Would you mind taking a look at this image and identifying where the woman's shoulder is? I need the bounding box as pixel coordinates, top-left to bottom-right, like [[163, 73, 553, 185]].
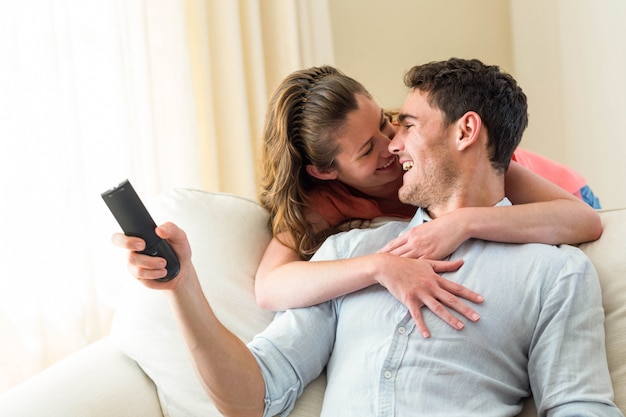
[[308, 182, 385, 227]]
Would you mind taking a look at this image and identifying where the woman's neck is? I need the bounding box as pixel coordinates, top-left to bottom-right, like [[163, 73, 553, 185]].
[[361, 177, 416, 217], [375, 196, 417, 217]]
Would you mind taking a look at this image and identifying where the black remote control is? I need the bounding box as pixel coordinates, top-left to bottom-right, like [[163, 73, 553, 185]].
[[101, 180, 180, 282]]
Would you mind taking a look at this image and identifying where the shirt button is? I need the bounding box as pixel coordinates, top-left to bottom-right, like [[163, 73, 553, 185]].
[[384, 371, 392, 379], [398, 326, 406, 335]]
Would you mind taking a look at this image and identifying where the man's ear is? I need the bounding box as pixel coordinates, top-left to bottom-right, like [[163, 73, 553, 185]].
[[455, 111, 482, 151], [306, 164, 338, 180]]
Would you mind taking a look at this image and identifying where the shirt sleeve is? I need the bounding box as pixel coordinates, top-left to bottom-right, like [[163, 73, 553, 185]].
[[249, 234, 349, 416], [249, 303, 337, 417], [249, 222, 407, 416], [529, 246, 622, 416]]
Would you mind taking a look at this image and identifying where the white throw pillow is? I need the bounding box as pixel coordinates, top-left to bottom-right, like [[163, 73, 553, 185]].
[[110, 189, 325, 417]]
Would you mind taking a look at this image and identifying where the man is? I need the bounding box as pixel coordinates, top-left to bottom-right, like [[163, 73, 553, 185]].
[[124, 58, 621, 416]]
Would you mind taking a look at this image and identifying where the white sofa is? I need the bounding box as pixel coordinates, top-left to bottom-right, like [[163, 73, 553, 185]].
[[1, 189, 625, 417]]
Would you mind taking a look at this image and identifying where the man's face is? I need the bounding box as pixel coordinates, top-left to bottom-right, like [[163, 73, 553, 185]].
[[388, 89, 459, 209]]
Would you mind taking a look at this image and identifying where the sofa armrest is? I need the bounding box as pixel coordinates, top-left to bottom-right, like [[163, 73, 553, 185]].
[[0, 337, 162, 417]]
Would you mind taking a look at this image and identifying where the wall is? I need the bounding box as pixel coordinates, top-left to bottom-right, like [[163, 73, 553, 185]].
[[328, 0, 514, 109], [511, 0, 626, 210], [329, 0, 626, 209]]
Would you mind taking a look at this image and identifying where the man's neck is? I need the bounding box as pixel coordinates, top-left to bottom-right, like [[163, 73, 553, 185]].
[[426, 178, 505, 219]]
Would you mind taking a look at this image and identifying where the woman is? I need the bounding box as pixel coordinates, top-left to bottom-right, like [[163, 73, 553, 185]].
[[253, 66, 601, 336]]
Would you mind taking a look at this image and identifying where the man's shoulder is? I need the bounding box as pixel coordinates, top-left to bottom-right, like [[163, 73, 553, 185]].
[[527, 242, 591, 264], [314, 218, 409, 260], [458, 239, 594, 274], [553, 243, 596, 272], [336, 216, 409, 237], [477, 240, 596, 278]]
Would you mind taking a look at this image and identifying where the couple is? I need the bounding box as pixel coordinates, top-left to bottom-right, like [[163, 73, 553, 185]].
[[115, 58, 619, 416]]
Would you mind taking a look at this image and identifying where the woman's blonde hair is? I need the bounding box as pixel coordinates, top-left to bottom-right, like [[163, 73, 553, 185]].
[[258, 66, 370, 259]]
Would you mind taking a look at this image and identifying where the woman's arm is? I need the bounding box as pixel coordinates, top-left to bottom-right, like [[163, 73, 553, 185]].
[[503, 161, 602, 242], [255, 234, 482, 338], [379, 161, 602, 259]]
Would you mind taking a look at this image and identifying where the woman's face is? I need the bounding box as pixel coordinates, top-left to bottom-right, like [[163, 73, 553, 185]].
[[327, 94, 404, 197]]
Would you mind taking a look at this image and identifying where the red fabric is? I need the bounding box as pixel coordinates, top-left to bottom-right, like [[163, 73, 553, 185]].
[[308, 182, 412, 227], [512, 147, 587, 194]]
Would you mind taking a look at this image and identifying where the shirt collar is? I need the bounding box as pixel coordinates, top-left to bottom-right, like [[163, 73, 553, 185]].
[[405, 197, 512, 230]]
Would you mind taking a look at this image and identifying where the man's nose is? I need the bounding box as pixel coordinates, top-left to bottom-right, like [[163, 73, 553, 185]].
[[388, 134, 402, 154]]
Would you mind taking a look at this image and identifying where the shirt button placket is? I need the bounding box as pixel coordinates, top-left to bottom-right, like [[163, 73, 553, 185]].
[[378, 318, 412, 416]]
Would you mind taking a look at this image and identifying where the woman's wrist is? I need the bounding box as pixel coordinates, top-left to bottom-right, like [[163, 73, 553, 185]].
[[369, 253, 396, 288], [452, 207, 480, 242]]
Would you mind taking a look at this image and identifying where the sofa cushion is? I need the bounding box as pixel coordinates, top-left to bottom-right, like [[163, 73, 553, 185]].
[[580, 209, 626, 411], [110, 189, 325, 417], [0, 338, 162, 417]]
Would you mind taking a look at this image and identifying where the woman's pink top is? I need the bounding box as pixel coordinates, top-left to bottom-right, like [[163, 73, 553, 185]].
[[512, 147, 587, 195]]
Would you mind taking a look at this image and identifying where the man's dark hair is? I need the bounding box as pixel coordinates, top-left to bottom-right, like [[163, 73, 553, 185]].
[[404, 58, 528, 173]]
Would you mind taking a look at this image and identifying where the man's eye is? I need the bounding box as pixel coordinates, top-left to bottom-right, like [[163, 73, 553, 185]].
[[363, 145, 373, 156]]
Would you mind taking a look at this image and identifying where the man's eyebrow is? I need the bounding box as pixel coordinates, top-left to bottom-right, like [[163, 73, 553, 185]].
[[397, 113, 415, 123]]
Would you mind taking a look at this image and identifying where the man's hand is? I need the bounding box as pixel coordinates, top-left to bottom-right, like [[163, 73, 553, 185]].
[[111, 222, 192, 290]]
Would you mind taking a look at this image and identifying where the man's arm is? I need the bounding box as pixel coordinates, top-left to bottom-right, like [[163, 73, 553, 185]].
[[166, 273, 267, 417], [529, 248, 622, 416], [114, 223, 267, 417]]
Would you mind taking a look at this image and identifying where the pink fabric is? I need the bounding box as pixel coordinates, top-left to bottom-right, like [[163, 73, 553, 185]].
[[512, 147, 587, 194]]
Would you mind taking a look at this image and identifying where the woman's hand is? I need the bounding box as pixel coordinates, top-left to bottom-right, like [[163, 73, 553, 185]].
[[111, 222, 193, 290], [378, 211, 469, 260], [373, 254, 483, 338]]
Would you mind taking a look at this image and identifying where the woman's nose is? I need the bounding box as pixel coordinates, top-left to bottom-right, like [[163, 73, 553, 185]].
[[375, 135, 393, 156], [381, 122, 396, 141]]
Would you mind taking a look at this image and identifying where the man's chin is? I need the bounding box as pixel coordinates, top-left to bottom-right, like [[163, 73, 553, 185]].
[[398, 188, 417, 206]]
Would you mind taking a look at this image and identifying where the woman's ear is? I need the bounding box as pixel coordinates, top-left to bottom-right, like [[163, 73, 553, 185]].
[[306, 164, 338, 180], [456, 111, 482, 151]]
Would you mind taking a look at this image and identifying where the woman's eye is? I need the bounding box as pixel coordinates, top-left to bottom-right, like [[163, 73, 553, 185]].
[[380, 118, 389, 130]]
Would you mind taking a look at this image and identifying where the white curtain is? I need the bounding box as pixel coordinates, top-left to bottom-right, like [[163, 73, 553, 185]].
[[0, 0, 333, 393], [183, 0, 335, 200], [0, 0, 203, 392]]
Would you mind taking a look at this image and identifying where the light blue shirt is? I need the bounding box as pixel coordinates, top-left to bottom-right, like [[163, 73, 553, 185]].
[[249, 200, 621, 416]]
